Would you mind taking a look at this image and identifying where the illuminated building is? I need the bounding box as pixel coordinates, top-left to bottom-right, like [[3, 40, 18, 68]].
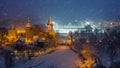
[[54, 22, 78, 34], [53, 22, 104, 34], [47, 17, 56, 38], [47, 17, 54, 32], [25, 18, 33, 43], [0, 27, 8, 43], [7, 24, 17, 43], [4, 17, 57, 44]]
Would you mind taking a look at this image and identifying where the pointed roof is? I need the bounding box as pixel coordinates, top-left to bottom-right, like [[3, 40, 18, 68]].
[[26, 17, 31, 27], [11, 24, 15, 29], [48, 17, 53, 25]]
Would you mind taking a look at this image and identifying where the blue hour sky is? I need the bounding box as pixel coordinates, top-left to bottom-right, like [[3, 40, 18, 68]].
[[0, 0, 120, 24]]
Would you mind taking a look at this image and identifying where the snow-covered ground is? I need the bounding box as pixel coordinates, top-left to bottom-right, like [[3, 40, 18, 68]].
[[14, 46, 80, 68], [0, 56, 5, 68]]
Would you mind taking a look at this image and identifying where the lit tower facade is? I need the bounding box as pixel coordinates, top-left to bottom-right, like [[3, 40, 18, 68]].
[[47, 17, 56, 38], [25, 17, 33, 42], [7, 24, 17, 43], [47, 17, 54, 32]]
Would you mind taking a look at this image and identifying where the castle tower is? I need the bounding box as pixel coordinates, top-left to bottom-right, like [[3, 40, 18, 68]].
[[26, 17, 31, 28], [47, 17, 56, 40], [25, 17, 33, 42], [47, 17, 54, 32]]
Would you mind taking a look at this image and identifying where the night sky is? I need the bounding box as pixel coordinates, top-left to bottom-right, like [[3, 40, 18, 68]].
[[0, 0, 120, 25]]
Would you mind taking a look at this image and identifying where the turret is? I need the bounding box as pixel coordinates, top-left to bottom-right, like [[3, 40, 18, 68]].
[[25, 17, 33, 43], [47, 17, 53, 28], [26, 17, 31, 28]]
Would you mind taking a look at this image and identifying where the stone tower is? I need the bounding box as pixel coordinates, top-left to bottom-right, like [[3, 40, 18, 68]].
[[47, 17, 56, 40], [47, 17, 54, 32], [25, 17, 32, 42]]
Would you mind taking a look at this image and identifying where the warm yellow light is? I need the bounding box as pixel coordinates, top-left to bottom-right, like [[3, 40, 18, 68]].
[[41, 37, 46, 41], [17, 29, 25, 34], [17, 30, 20, 33], [80, 48, 95, 68]]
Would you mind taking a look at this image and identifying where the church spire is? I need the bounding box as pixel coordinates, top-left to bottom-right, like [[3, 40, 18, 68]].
[[28, 17, 30, 23], [26, 17, 31, 28], [47, 17, 53, 27], [47, 17, 53, 29], [47, 17, 55, 32]]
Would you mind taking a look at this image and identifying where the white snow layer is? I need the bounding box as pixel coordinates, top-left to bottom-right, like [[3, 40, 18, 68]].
[[14, 46, 80, 68]]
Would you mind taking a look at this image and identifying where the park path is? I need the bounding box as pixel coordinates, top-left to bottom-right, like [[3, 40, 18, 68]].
[[14, 46, 81, 68]]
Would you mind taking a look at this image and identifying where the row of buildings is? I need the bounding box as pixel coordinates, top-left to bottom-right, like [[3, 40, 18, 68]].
[[0, 17, 56, 44]]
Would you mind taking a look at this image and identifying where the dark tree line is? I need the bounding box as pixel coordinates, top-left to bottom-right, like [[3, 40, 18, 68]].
[[103, 29, 120, 66]]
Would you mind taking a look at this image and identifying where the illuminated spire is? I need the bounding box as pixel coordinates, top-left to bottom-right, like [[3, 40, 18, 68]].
[[48, 17, 53, 26], [26, 17, 31, 28]]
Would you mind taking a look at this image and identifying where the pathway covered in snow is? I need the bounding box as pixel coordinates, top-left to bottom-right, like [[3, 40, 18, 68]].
[[14, 46, 80, 68]]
